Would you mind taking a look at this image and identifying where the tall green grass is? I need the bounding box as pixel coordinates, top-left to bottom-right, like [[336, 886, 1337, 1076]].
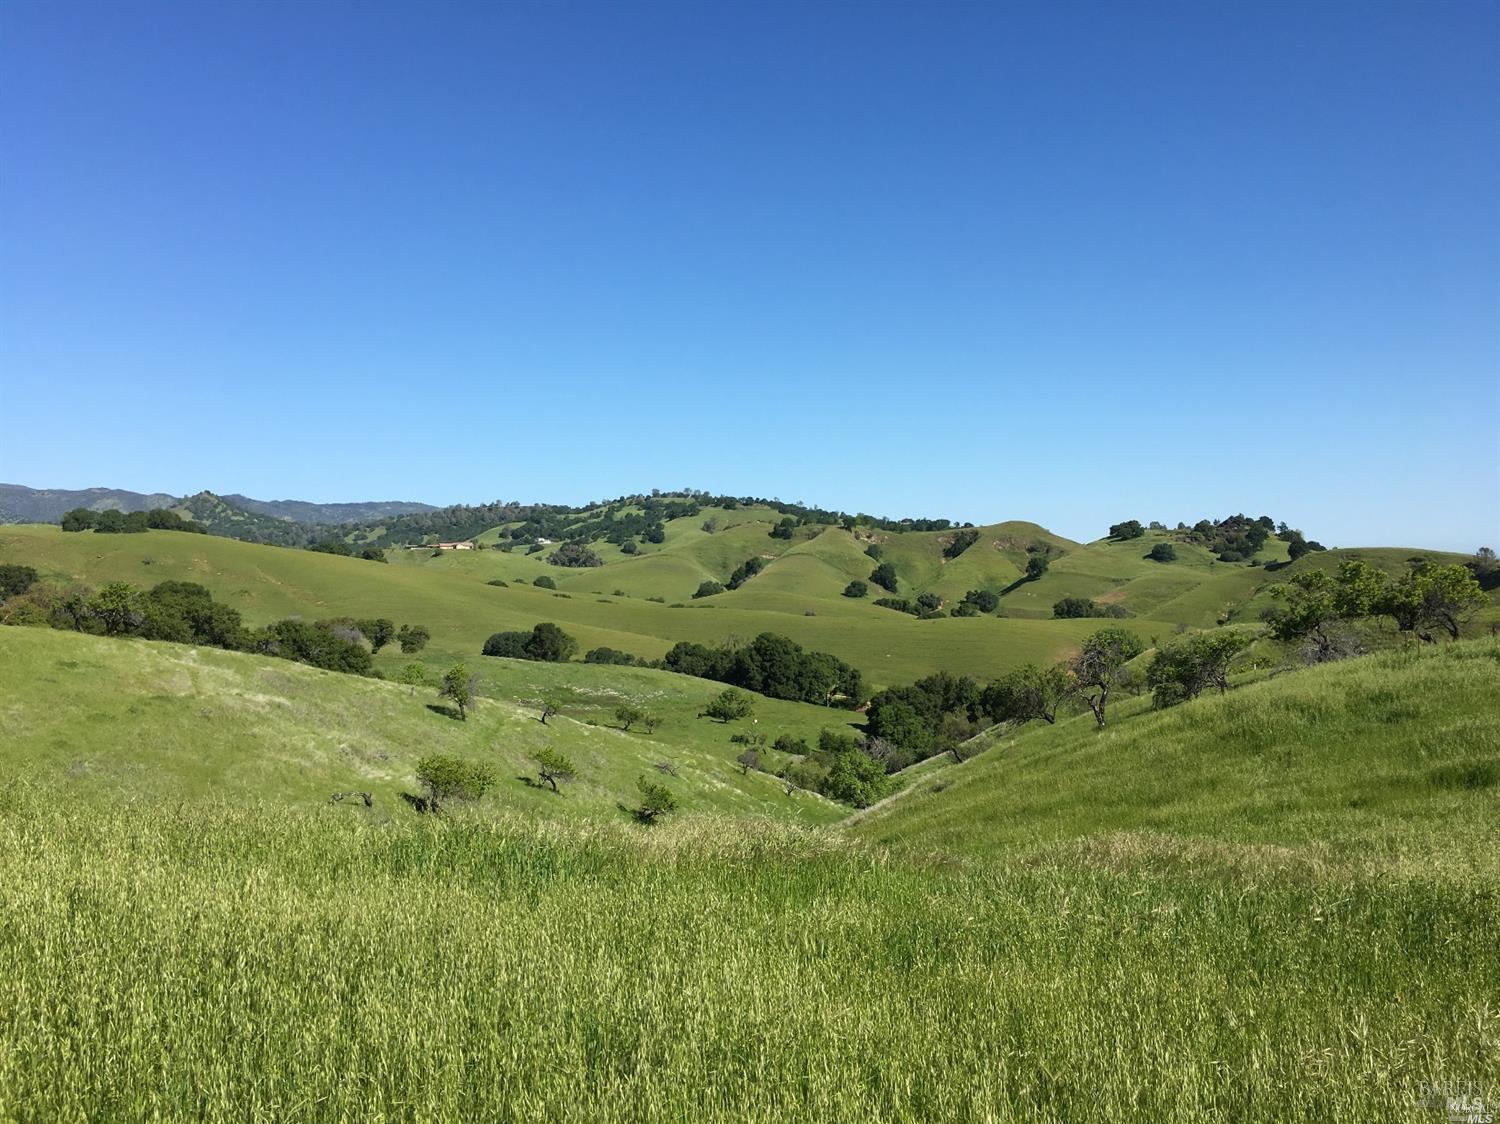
[[0, 792, 1494, 1122]]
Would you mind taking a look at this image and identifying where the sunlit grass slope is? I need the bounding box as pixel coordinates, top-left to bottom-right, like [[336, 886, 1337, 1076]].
[[854, 639, 1500, 865], [3, 602, 1498, 1119], [0, 626, 847, 825], [2, 742, 1495, 1120], [996, 531, 1283, 621]]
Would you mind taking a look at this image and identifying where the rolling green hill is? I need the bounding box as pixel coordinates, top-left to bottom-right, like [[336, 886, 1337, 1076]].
[[3, 624, 1497, 1120], [6, 512, 1493, 695], [0, 524, 1150, 686], [1, 497, 1496, 1124], [0, 625, 848, 825], [853, 639, 1500, 867]]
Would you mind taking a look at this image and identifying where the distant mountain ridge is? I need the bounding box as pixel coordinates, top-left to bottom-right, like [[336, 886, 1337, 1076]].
[[172, 492, 329, 547], [220, 495, 436, 524], [0, 484, 434, 527], [0, 484, 181, 523]]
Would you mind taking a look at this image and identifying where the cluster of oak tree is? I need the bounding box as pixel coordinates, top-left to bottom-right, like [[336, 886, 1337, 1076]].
[[61, 506, 205, 535], [1108, 513, 1326, 563], [0, 567, 428, 676], [1266, 557, 1486, 659]]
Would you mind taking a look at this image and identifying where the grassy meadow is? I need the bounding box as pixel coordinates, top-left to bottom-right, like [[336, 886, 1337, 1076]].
[[3, 792, 1494, 1122], [1, 512, 1497, 1121], [0, 629, 1496, 1120]]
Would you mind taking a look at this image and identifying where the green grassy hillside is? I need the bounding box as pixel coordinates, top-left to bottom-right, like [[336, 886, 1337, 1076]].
[[0, 524, 1151, 685], [853, 640, 1500, 866], [996, 530, 1281, 619], [0, 626, 848, 825], [2, 630, 1497, 1120]]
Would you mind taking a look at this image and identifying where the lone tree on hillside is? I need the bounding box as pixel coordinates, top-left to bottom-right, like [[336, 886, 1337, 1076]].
[[398, 624, 430, 654], [1266, 570, 1350, 662], [614, 703, 646, 731], [702, 687, 755, 723], [1070, 628, 1145, 727], [869, 561, 899, 593], [539, 692, 566, 725], [980, 662, 1071, 726], [414, 754, 496, 811], [546, 542, 603, 568], [1109, 520, 1145, 541], [633, 775, 679, 824], [524, 622, 578, 662], [843, 580, 868, 598], [736, 748, 761, 775], [531, 748, 577, 793], [1379, 562, 1486, 642], [397, 663, 429, 693], [87, 582, 140, 636], [358, 617, 396, 652], [1470, 547, 1499, 591], [439, 663, 477, 720], [1147, 543, 1177, 563], [1025, 555, 1049, 581], [694, 580, 725, 599], [1146, 631, 1249, 708]]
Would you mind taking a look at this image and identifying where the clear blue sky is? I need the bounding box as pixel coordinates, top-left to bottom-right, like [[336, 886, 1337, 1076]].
[[2, 0, 1496, 549]]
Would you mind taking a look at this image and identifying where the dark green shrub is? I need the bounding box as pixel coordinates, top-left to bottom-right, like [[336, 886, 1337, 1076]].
[[524, 622, 577, 662], [633, 775, 679, 823], [414, 754, 496, 810], [483, 631, 531, 658], [584, 646, 636, 665], [943, 529, 980, 559], [726, 558, 764, 590], [0, 565, 40, 599], [547, 543, 603, 568], [962, 589, 1000, 613]]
